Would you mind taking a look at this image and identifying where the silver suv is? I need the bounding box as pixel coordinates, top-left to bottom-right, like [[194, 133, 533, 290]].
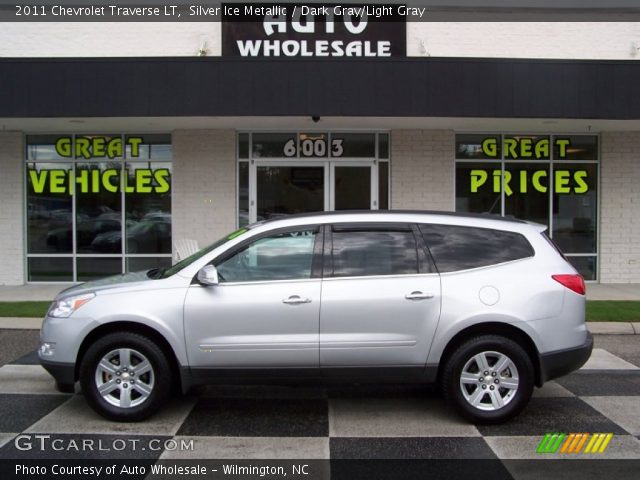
[[39, 211, 592, 424]]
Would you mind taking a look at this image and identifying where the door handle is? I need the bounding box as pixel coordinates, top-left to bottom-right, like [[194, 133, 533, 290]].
[[282, 295, 312, 305], [405, 291, 434, 301]]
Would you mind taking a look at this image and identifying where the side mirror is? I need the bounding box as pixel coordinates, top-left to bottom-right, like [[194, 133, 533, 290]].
[[197, 265, 219, 286]]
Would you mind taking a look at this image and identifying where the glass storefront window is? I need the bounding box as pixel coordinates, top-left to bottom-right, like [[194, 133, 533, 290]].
[[455, 162, 502, 215], [503, 135, 550, 160], [77, 257, 123, 282], [552, 163, 597, 254], [455, 134, 501, 160], [299, 133, 329, 157], [238, 133, 249, 159], [249, 133, 380, 159], [74, 134, 123, 160], [238, 162, 249, 227], [455, 133, 599, 280], [125, 134, 172, 160], [26, 162, 74, 254], [126, 257, 172, 273], [566, 256, 597, 282], [378, 134, 389, 159], [27, 135, 69, 161], [333, 133, 376, 157], [252, 133, 296, 158], [378, 162, 389, 210], [26, 135, 173, 282], [124, 162, 172, 254], [28, 257, 73, 282], [76, 162, 123, 254], [553, 135, 598, 160], [504, 163, 550, 226]]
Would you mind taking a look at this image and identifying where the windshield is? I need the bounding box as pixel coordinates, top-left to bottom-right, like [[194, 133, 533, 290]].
[[156, 227, 249, 279]]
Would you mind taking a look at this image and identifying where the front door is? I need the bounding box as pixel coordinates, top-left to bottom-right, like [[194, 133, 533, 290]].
[[184, 226, 322, 369]]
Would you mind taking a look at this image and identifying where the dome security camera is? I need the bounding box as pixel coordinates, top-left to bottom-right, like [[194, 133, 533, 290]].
[[311, 115, 320, 123]]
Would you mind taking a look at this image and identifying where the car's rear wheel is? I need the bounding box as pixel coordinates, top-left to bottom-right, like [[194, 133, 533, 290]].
[[441, 335, 534, 424], [79, 332, 171, 421]]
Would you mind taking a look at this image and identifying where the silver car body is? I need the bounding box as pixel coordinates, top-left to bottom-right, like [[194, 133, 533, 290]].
[[39, 211, 590, 391]]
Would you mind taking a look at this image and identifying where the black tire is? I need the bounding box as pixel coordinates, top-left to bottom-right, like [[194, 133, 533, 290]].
[[79, 332, 172, 422], [55, 381, 75, 394], [441, 335, 534, 424]]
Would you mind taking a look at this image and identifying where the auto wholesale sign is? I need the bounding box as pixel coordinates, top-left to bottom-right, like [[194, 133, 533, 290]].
[[222, 3, 406, 58]]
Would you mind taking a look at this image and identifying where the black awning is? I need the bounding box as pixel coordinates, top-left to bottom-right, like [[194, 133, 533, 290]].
[[1, 57, 639, 119]]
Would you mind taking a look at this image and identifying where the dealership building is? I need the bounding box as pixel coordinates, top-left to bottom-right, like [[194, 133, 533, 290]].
[[0, 10, 639, 285]]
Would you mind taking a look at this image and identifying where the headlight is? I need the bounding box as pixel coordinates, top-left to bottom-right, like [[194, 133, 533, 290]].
[[47, 293, 95, 318]]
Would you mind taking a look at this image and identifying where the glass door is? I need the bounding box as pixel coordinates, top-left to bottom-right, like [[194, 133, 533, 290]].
[[330, 161, 377, 211], [251, 162, 329, 223], [249, 160, 379, 223], [242, 133, 388, 226]]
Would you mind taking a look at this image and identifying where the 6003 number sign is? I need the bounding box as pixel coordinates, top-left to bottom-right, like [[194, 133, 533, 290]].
[[283, 138, 344, 158]]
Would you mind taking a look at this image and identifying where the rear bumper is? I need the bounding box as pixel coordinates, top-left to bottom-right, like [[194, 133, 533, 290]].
[[40, 359, 75, 386], [538, 332, 593, 385]]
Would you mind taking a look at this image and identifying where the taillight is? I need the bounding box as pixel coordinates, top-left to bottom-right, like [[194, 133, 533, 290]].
[[552, 274, 586, 295]]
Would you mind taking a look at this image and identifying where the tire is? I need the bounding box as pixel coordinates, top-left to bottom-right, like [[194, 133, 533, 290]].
[[441, 335, 534, 424], [79, 332, 172, 422], [55, 381, 75, 394]]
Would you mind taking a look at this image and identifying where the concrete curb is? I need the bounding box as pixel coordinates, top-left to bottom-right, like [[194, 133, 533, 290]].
[[587, 322, 637, 335], [0, 317, 42, 329], [0, 318, 639, 335]]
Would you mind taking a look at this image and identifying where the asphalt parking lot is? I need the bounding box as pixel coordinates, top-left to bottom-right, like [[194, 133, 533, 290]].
[[0, 331, 639, 479]]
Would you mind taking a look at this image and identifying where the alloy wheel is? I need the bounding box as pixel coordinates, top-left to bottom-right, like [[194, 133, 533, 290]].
[[459, 350, 519, 411], [94, 348, 155, 408]]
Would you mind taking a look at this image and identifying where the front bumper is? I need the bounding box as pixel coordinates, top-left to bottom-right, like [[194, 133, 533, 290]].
[[40, 359, 76, 386], [538, 332, 593, 385]]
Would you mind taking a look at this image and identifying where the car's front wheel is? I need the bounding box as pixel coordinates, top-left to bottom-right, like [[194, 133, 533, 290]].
[[79, 332, 172, 421], [441, 335, 534, 424]]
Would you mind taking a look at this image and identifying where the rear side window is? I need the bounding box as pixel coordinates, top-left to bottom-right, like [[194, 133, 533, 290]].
[[419, 224, 534, 273], [331, 229, 419, 277]]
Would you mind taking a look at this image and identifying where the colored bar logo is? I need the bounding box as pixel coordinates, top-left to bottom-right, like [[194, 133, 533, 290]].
[[537, 433, 613, 454]]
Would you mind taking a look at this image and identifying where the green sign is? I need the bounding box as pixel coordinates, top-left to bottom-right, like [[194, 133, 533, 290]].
[[28, 168, 171, 195], [55, 136, 143, 159]]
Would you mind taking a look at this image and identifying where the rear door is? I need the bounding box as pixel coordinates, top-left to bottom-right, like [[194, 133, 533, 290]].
[[319, 223, 441, 371]]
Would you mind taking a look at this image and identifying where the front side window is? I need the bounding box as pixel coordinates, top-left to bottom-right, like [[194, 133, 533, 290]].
[[331, 229, 419, 277], [420, 224, 534, 273], [217, 229, 317, 283]]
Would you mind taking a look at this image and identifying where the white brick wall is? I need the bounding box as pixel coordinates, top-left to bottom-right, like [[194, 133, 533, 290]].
[[599, 132, 640, 283], [0, 132, 25, 285], [2, 22, 640, 60], [407, 22, 640, 59], [0, 22, 221, 57], [172, 130, 236, 251], [390, 130, 455, 212]]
